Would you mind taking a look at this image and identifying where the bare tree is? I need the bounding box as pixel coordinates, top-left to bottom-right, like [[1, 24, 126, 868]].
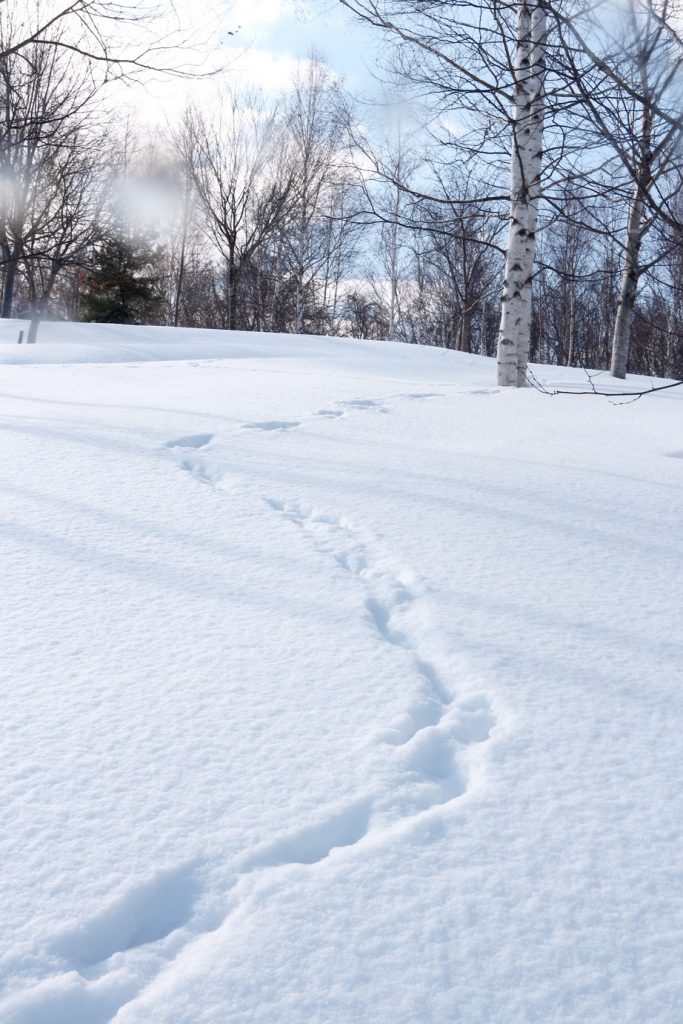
[[420, 172, 504, 352], [22, 131, 103, 341], [0, 0, 210, 343], [337, 0, 550, 385], [281, 59, 351, 334], [0, 0, 199, 77], [179, 92, 295, 331], [367, 103, 417, 343], [547, 0, 683, 376], [0, 38, 104, 331]]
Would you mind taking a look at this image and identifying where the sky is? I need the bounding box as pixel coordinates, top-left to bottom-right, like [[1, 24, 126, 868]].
[[230, 0, 380, 89], [131, 0, 385, 124]]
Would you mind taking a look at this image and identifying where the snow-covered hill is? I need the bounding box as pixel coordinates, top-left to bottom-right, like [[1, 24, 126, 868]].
[[1, 322, 681, 1023]]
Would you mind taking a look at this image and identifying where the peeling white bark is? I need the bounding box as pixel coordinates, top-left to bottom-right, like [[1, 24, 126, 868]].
[[497, 0, 546, 387]]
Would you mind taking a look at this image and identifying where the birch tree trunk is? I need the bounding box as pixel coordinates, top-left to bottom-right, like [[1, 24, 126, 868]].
[[609, 187, 646, 378], [496, 0, 546, 387]]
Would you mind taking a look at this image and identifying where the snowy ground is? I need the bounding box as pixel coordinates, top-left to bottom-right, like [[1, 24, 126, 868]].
[[1, 320, 682, 1024]]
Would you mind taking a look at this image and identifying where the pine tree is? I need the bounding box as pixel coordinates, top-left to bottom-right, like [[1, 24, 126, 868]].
[[82, 234, 162, 324]]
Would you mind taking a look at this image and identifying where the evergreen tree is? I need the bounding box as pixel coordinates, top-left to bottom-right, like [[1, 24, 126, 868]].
[[82, 234, 162, 324]]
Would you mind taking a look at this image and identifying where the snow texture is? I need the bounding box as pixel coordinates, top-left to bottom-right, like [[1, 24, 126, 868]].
[[1, 320, 682, 1023]]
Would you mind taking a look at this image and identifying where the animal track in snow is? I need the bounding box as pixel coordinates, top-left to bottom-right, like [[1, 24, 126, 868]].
[[13, 395, 495, 1023], [163, 433, 214, 450], [404, 727, 467, 805], [241, 799, 373, 871], [265, 498, 496, 824], [2, 866, 201, 1024], [336, 393, 444, 413], [49, 864, 199, 969], [5, 803, 373, 1023], [177, 456, 226, 486], [397, 392, 443, 400], [161, 434, 226, 487], [242, 420, 300, 431], [164, 392, 448, 492], [316, 394, 441, 420], [337, 398, 389, 413]]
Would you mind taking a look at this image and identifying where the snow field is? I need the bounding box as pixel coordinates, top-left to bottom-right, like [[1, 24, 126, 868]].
[[1, 323, 682, 1023]]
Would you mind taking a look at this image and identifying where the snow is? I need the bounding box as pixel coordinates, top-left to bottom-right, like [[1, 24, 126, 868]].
[[1, 320, 681, 1024]]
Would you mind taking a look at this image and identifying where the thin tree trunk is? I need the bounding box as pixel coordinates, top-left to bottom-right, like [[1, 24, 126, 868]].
[[565, 286, 575, 367], [665, 295, 678, 378], [481, 299, 490, 356], [610, 188, 645, 379], [664, 304, 673, 378], [27, 312, 40, 343], [294, 220, 305, 334], [294, 265, 304, 334], [173, 236, 186, 327], [27, 268, 60, 343], [269, 244, 282, 331], [227, 258, 238, 331], [1, 256, 18, 318], [27, 294, 46, 344], [388, 196, 399, 341], [497, 0, 546, 387], [458, 305, 471, 352]]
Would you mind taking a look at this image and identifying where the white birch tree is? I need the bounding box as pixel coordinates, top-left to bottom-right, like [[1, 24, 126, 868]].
[[497, 0, 546, 386], [337, 0, 547, 385]]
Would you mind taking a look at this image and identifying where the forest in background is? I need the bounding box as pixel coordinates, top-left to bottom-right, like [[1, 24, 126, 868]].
[[2, 0, 683, 382]]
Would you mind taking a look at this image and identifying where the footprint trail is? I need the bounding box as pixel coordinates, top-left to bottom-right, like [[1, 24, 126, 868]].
[[2, 866, 202, 1024], [163, 434, 214, 450], [14, 403, 498, 1022], [242, 420, 300, 431], [265, 498, 496, 820]]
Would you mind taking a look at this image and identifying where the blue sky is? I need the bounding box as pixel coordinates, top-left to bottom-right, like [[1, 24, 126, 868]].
[[133, 0, 387, 123], [251, 0, 382, 92]]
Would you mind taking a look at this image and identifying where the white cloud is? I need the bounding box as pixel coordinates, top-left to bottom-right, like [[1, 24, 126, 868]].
[[224, 46, 311, 90], [229, 0, 289, 31], [129, 46, 321, 127], [102, 0, 375, 127]]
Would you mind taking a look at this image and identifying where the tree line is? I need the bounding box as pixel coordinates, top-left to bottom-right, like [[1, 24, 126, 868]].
[[1, 0, 683, 384]]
